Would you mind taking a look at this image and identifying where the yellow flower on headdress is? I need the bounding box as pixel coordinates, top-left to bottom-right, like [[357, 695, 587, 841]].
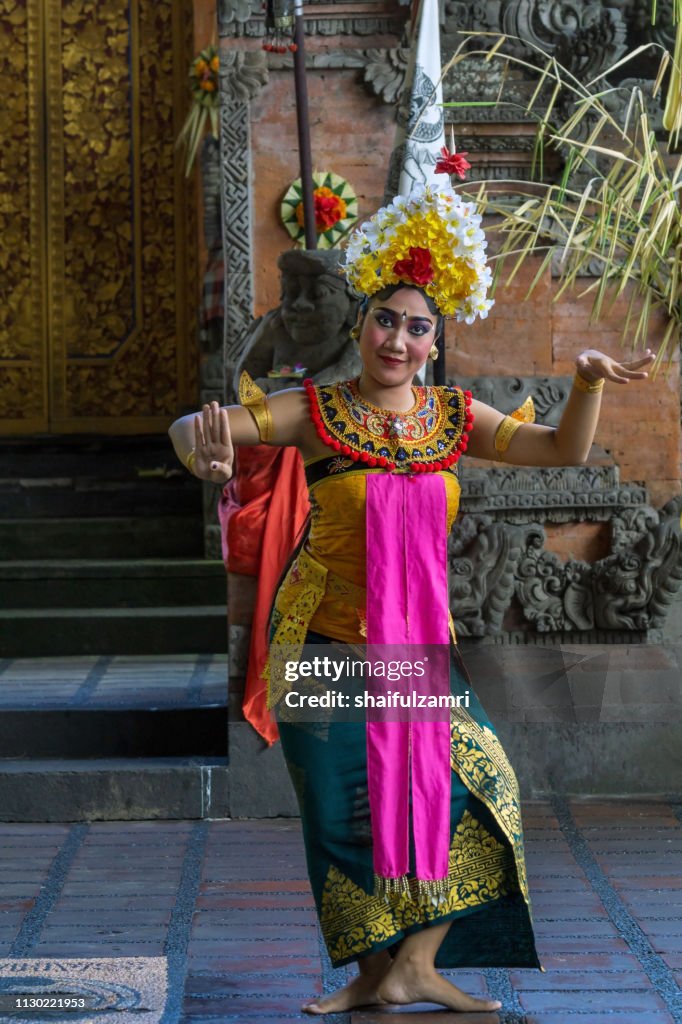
[[342, 184, 493, 323]]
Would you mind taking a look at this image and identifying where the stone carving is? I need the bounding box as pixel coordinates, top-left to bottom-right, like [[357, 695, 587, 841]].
[[199, 136, 224, 398], [218, 49, 269, 102], [201, 55, 269, 557], [442, 0, 628, 79], [460, 463, 647, 525], [623, 0, 677, 51], [448, 375, 573, 426], [593, 497, 682, 630], [515, 527, 594, 633], [448, 495, 682, 639], [362, 48, 410, 104], [233, 249, 362, 396], [218, 0, 258, 28], [449, 518, 526, 636], [442, 383, 681, 638], [221, 12, 404, 37]]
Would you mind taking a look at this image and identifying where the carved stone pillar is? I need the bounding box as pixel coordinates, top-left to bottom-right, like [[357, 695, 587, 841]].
[[201, 49, 268, 559]]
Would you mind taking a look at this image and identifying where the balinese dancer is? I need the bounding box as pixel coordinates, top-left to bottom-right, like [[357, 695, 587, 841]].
[[169, 183, 654, 1015]]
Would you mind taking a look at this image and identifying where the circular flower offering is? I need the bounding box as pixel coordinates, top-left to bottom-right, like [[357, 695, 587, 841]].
[[341, 184, 494, 323], [281, 171, 358, 249]]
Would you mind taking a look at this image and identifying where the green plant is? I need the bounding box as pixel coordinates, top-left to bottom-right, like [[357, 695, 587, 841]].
[[441, 20, 682, 372]]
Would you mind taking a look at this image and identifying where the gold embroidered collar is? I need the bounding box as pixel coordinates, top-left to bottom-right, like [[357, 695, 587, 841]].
[[303, 377, 473, 472]]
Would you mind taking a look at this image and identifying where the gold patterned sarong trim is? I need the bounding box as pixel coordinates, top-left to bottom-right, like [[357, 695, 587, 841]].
[[449, 707, 530, 909], [321, 811, 514, 963], [263, 547, 366, 708]]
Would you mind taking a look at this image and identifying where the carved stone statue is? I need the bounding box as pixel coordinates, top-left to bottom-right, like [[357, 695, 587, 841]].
[[233, 249, 362, 395]]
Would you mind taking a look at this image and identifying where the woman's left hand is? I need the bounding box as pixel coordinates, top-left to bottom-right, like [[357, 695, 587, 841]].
[[576, 347, 656, 384]]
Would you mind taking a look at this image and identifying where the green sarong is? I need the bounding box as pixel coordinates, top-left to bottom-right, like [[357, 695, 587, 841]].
[[276, 630, 542, 970]]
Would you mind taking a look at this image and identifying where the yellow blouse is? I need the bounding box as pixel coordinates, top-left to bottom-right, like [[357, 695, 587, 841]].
[[263, 379, 471, 707]]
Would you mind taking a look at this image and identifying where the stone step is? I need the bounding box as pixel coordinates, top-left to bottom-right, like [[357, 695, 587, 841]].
[[0, 559, 226, 609], [0, 757, 229, 821], [0, 476, 200, 518], [0, 606, 227, 657], [0, 434, 184, 478], [0, 705, 227, 758], [0, 516, 204, 560]]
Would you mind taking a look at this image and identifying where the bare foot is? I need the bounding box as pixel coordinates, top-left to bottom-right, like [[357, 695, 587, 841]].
[[377, 961, 502, 1013], [302, 971, 390, 1015]]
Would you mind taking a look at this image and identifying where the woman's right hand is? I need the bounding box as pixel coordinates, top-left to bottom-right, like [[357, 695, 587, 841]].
[[193, 401, 234, 484]]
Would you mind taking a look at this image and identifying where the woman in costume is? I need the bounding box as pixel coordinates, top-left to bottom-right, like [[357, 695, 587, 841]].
[[169, 184, 654, 1016]]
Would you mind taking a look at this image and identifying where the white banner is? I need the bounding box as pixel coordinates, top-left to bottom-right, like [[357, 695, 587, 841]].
[[384, 0, 449, 202]]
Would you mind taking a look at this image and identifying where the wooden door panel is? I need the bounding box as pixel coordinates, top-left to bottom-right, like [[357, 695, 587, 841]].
[[0, 0, 49, 433], [0, 0, 197, 436]]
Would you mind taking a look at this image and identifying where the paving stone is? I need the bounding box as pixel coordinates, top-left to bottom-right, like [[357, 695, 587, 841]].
[[186, 954, 321, 970], [538, 952, 643, 970], [178, 1017, 302, 1023], [532, 920, 620, 937], [352, 1013, 500, 1023], [518, 989, 671, 1013], [509, 968, 652, 989], [518, 1015, 675, 1024], [535, 936, 630, 953], [195, 893, 316, 910], [184, 974, 324, 997], [181, 995, 315, 1014], [187, 956, 321, 973]]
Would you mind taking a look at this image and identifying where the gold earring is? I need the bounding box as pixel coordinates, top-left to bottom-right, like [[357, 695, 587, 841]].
[[429, 344, 439, 360], [350, 325, 360, 341]]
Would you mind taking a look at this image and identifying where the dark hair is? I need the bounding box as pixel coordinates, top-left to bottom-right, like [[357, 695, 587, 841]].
[[365, 283, 440, 317]]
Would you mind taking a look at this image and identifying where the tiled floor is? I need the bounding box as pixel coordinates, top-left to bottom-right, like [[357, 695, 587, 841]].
[[0, 803, 680, 1022]]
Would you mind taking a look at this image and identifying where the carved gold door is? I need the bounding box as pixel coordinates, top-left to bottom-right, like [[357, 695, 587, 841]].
[[1, 0, 197, 435]]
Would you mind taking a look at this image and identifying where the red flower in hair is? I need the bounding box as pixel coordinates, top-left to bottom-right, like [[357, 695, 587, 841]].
[[393, 247, 434, 286], [434, 146, 471, 180]]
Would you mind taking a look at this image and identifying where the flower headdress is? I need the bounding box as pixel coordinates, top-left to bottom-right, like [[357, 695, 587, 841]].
[[341, 183, 493, 324]]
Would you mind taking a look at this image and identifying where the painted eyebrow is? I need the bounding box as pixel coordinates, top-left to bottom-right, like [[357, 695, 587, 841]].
[[371, 306, 434, 324]]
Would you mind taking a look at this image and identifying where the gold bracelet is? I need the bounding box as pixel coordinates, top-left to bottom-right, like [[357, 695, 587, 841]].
[[573, 371, 605, 394], [238, 370, 274, 442], [494, 415, 522, 454], [185, 448, 197, 474]]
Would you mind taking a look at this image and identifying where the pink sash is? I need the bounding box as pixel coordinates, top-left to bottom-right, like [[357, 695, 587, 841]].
[[365, 473, 451, 903]]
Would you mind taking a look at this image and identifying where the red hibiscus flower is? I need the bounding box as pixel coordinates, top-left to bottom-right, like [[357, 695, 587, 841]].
[[434, 145, 471, 180], [393, 247, 434, 286]]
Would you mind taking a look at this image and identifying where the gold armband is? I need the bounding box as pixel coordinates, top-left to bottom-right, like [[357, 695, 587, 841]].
[[494, 415, 523, 454], [238, 370, 274, 442], [185, 448, 197, 474], [573, 371, 605, 394]]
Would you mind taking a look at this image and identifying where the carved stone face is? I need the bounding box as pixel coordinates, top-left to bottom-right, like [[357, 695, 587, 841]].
[[280, 272, 353, 347]]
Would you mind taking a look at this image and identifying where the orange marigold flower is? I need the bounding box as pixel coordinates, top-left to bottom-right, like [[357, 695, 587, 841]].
[[195, 59, 208, 76], [200, 79, 216, 92], [210, 55, 219, 72]]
